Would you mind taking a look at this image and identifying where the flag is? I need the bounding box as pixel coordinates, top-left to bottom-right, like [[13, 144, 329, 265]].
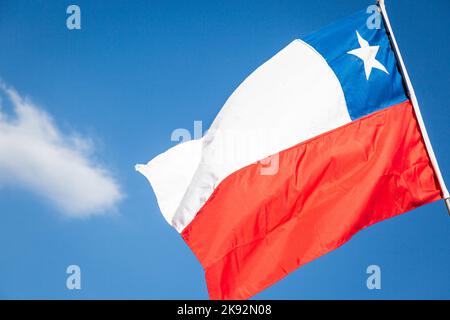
[[136, 5, 447, 299]]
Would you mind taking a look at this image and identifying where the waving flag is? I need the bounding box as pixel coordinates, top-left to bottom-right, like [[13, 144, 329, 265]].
[[136, 2, 449, 299]]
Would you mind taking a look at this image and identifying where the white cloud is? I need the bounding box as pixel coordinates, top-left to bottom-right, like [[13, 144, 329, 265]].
[[0, 83, 123, 217]]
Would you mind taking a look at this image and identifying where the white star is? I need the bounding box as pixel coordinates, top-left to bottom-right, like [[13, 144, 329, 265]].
[[347, 31, 389, 80]]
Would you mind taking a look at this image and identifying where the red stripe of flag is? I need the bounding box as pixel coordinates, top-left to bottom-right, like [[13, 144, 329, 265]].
[[181, 100, 442, 299]]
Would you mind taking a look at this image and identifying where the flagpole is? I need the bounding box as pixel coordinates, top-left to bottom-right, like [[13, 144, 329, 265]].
[[377, 0, 450, 215]]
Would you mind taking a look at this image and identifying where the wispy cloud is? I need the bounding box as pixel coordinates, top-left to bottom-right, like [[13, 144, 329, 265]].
[[0, 82, 123, 217]]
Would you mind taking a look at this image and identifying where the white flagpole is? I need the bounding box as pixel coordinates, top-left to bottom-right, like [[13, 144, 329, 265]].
[[377, 0, 450, 215]]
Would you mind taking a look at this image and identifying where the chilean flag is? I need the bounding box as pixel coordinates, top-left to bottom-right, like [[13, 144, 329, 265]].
[[136, 6, 448, 299]]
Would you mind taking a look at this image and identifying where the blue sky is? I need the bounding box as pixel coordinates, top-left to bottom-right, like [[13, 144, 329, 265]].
[[0, 0, 449, 299]]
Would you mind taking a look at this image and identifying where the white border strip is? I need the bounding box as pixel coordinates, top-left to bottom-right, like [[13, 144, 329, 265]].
[[379, 0, 449, 199]]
